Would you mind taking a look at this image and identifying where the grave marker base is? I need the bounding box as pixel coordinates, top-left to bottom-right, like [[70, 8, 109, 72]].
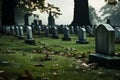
[[51, 36, 59, 39], [89, 53, 120, 69], [18, 36, 25, 39], [62, 37, 71, 41], [115, 41, 120, 44], [76, 40, 88, 44], [25, 39, 36, 45]]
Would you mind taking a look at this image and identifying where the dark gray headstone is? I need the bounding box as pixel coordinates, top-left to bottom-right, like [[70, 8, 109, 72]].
[[70, 26, 74, 34], [18, 26, 25, 39], [16, 26, 20, 37], [62, 27, 71, 41], [76, 28, 88, 44], [51, 27, 59, 39], [115, 27, 120, 43], [89, 24, 120, 69], [37, 26, 41, 36], [45, 26, 49, 37], [6, 26, 11, 35]]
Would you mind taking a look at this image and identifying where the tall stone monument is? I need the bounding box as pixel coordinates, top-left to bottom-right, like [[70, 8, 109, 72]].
[[48, 11, 55, 27]]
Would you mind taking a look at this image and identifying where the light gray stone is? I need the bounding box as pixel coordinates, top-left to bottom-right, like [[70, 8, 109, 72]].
[[19, 26, 25, 39], [76, 27, 88, 44], [45, 26, 49, 37], [25, 26, 35, 45], [89, 24, 120, 69], [62, 27, 71, 41], [51, 27, 59, 39]]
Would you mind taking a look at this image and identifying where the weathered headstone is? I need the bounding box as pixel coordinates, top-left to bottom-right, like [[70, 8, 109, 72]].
[[87, 26, 94, 36], [25, 26, 35, 45], [6, 26, 11, 35], [37, 26, 41, 36], [31, 23, 35, 33], [89, 24, 120, 69], [16, 26, 20, 37], [76, 27, 88, 44], [10, 26, 15, 35], [115, 27, 120, 43], [75, 26, 80, 35], [51, 27, 59, 39], [70, 26, 74, 34], [18, 26, 25, 39], [62, 27, 71, 41], [45, 26, 49, 37]]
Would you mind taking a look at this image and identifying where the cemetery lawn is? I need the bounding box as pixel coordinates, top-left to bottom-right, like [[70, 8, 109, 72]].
[[0, 34, 120, 80]]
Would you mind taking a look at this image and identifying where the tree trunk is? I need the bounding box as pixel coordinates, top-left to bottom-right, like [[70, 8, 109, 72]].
[[1, 0, 16, 26], [71, 0, 91, 26]]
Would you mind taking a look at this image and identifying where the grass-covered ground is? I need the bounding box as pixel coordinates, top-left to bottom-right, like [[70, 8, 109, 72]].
[[0, 34, 120, 80]]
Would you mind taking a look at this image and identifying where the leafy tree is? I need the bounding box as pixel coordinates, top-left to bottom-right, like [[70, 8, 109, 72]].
[[100, 2, 120, 25], [89, 6, 102, 25], [105, 0, 120, 5], [1, 0, 61, 26]]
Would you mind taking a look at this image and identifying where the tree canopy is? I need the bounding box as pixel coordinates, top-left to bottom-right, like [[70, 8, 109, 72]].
[[105, 0, 120, 5], [16, 0, 61, 17]]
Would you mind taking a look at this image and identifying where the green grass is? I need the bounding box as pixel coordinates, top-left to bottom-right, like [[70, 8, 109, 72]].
[[0, 34, 120, 80]]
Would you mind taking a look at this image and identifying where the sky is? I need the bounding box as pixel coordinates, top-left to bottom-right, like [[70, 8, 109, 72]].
[[36, 0, 106, 25]]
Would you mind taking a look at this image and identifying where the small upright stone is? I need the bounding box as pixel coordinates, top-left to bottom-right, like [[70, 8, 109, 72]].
[[76, 27, 88, 44], [62, 27, 71, 41], [115, 27, 120, 43], [18, 26, 25, 39], [6, 26, 11, 35], [15, 26, 20, 37], [37, 26, 41, 37], [70, 26, 74, 34], [10, 26, 15, 35], [51, 27, 59, 39], [45, 26, 49, 37], [25, 26, 35, 45]]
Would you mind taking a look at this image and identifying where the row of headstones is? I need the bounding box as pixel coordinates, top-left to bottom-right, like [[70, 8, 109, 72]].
[[0, 25, 36, 45], [1, 24, 120, 44], [37, 26, 89, 43], [1, 24, 120, 68], [0, 25, 90, 45]]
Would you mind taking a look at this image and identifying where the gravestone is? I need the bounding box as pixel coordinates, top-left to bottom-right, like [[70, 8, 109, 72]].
[[45, 26, 49, 37], [75, 26, 80, 35], [10, 26, 15, 35], [51, 27, 59, 39], [6, 26, 11, 35], [34, 19, 39, 31], [18, 26, 25, 39], [25, 26, 35, 45], [76, 27, 88, 44], [70, 26, 74, 34], [31, 23, 35, 33], [37, 26, 41, 36], [115, 27, 120, 43], [62, 27, 71, 41], [87, 26, 94, 36], [0, 26, 2, 32], [15, 26, 20, 37], [89, 24, 120, 69]]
